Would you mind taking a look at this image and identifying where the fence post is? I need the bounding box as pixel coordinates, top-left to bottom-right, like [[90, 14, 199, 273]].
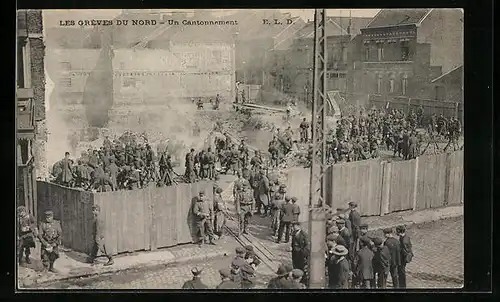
[[412, 157, 419, 211], [443, 152, 452, 207], [380, 161, 391, 216]]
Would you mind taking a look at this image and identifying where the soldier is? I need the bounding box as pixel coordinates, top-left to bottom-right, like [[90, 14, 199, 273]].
[[396, 225, 413, 288], [238, 140, 250, 168], [372, 237, 391, 289], [88, 205, 114, 266], [107, 157, 119, 191], [213, 187, 227, 238], [207, 147, 216, 180], [291, 221, 309, 286], [244, 245, 261, 269], [277, 196, 293, 243], [267, 263, 294, 289], [299, 118, 310, 143], [230, 145, 240, 175], [17, 206, 37, 265], [196, 99, 204, 110], [291, 197, 300, 223], [192, 190, 216, 245], [200, 149, 210, 179], [185, 149, 196, 183], [241, 255, 257, 289], [268, 138, 280, 168], [250, 151, 263, 170], [231, 247, 247, 286], [89, 165, 114, 192], [182, 267, 208, 289], [59, 152, 74, 187], [236, 180, 254, 235], [383, 228, 401, 288], [348, 202, 361, 245], [256, 169, 270, 216], [271, 187, 286, 237], [216, 268, 239, 289], [38, 210, 62, 272], [354, 237, 374, 288], [159, 152, 174, 186]]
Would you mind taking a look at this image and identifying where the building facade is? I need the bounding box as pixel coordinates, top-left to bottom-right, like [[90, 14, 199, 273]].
[[352, 9, 463, 102], [17, 10, 45, 218]]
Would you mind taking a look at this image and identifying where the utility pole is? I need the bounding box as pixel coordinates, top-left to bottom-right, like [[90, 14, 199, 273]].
[[308, 8, 327, 289]]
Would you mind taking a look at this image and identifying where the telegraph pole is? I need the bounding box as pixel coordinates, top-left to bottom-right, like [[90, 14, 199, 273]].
[[308, 8, 327, 289]]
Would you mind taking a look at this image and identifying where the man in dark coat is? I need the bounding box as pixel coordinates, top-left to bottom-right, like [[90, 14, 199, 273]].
[[216, 268, 239, 289], [277, 197, 294, 243], [372, 237, 391, 289], [291, 197, 301, 223], [354, 237, 374, 288], [38, 210, 62, 272], [60, 152, 74, 187], [256, 169, 270, 216], [327, 245, 350, 289], [383, 228, 401, 288], [348, 202, 361, 244], [336, 219, 351, 259], [88, 205, 114, 266], [396, 225, 413, 288], [267, 263, 294, 289], [291, 221, 309, 286], [106, 157, 119, 191], [182, 267, 208, 289]]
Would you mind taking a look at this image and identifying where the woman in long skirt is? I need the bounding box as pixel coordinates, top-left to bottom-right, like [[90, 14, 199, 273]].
[[213, 187, 227, 237]]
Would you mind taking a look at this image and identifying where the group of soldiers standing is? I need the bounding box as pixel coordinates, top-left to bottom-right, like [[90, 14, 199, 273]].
[[323, 202, 414, 289], [17, 204, 114, 272], [51, 132, 179, 191]]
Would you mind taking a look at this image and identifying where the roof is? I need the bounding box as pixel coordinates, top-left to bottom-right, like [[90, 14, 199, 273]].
[[328, 17, 372, 36], [365, 9, 432, 28], [296, 18, 347, 39], [431, 65, 463, 83]]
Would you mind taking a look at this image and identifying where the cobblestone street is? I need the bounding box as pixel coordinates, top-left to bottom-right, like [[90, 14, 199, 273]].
[[34, 217, 462, 289]]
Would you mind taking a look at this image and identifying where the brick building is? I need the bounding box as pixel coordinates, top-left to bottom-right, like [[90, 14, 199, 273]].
[[271, 16, 371, 104], [352, 9, 463, 102], [17, 10, 46, 217]]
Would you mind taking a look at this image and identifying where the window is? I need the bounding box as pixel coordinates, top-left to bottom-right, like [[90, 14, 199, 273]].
[[389, 78, 395, 93], [402, 75, 408, 95], [59, 78, 72, 87], [377, 43, 384, 61], [364, 46, 370, 61], [401, 41, 410, 61], [342, 46, 348, 62], [213, 51, 222, 64], [60, 62, 71, 72], [119, 62, 125, 69], [376, 74, 382, 94], [435, 86, 446, 101], [122, 78, 137, 88]]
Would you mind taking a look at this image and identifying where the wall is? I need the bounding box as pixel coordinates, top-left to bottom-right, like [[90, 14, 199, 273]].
[[285, 150, 463, 222], [417, 9, 464, 75], [37, 181, 214, 255]]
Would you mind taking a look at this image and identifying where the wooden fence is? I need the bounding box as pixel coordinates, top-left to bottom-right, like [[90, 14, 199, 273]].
[[285, 150, 464, 221], [37, 181, 213, 255]]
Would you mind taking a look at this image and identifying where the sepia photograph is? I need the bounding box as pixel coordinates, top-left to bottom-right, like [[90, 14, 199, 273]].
[[16, 8, 464, 290]]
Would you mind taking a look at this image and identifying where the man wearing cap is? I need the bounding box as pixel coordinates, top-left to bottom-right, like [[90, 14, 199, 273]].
[[327, 245, 350, 289], [354, 237, 374, 288], [291, 197, 300, 223], [336, 219, 351, 257], [192, 190, 216, 245], [60, 151, 74, 187], [244, 245, 261, 269], [290, 269, 307, 289], [17, 206, 37, 265], [241, 255, 257, 289], [271, 187, 286, 236], [348, 202, 361, 244], [354, 224, 373, 254], [277, 196, 294, 243], [256, 169, 270, 216], [267, 263, 294, 289], [383, 228, 401, 288], [235, 179, 254, 235], [291, 221, 309, 285], [396, 225, 413, 288], [38, 210, 62, 272], [213, 187, 227, 238], [217, 268, 239, 289], [182, 267, 208, 289], [372, 237, 391, 289], [88, 205, 114, 266]]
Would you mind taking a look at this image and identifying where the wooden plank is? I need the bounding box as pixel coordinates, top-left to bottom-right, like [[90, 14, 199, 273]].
[[388, 160, 415, 212]]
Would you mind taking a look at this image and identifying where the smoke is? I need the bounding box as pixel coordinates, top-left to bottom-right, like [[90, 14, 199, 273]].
[[82, 28, 114, 128]]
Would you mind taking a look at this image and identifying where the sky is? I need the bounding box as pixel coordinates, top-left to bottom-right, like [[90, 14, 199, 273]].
[[42, 9, 380, 28]]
